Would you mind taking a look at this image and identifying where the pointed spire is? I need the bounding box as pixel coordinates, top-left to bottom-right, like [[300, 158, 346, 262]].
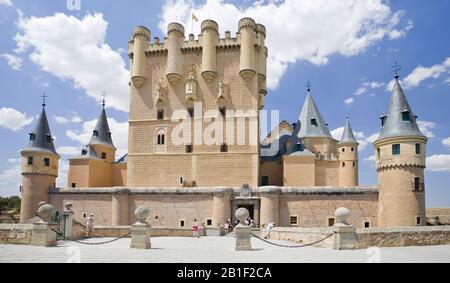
[[23, 103, 58, 155], [89, 106, 115, 149], [376, 74, 425, 141], [339, 117, 358, 145], [298, 89, 333, 139]]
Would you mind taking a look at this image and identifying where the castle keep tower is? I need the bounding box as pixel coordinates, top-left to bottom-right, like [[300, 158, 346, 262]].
[[374, 75, 427, 227], [20, 101, 59, 223], [338, 118, 359, 187], [127, 18, 264, 188]]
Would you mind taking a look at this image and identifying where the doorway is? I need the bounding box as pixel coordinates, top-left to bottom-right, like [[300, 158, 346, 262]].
[[231, 198, 260, 227]]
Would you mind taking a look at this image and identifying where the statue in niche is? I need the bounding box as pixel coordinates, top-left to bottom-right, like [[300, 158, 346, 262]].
[[155, 78, 168, 105], [217, 81, 230, 103], [185, 65, 198, 102]]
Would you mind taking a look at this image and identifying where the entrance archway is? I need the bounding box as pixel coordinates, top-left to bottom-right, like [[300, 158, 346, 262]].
[[231, 198, 260, 227]]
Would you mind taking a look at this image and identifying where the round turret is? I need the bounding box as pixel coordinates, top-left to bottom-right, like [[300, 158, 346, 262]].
[[166, 23, 185, 85], [201, 20, 219, 83], [375, 77, 427, 227], [238, 18, 257, 81], [338, 118, 359, 187], [20, 105, 60, 223], [130, 26, 150, 88]]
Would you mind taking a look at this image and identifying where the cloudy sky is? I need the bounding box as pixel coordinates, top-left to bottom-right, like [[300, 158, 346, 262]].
[[0, 0, 449, 206]]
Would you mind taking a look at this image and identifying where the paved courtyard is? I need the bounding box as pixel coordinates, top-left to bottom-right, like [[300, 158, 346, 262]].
[[1, 237, 450, 263]]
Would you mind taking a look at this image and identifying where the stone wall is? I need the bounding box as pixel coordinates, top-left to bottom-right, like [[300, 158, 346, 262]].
[[268, 226, 450, 249], [0, 224, 33, 245], [355, 226, 450, 249], [267, 227, 335, 248]]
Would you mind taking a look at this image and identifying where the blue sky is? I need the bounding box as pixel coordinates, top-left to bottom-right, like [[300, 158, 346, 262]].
[[0, 0, 449, 207]]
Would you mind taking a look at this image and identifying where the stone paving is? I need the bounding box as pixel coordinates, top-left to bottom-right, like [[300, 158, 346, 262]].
[[1, 236, 450, 263]]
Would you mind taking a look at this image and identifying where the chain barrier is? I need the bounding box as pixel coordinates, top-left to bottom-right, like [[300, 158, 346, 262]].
[[51, 228, 132, 246], [250, 232, 335, 248]]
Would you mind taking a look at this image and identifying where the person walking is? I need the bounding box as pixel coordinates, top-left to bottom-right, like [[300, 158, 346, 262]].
[[265, 222, 274, 239], [193, 219, 200, 239], [86, 214, 94, 238]]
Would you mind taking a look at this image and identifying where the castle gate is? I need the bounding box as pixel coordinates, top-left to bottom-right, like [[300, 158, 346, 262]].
[[231, 198, 261, 227]]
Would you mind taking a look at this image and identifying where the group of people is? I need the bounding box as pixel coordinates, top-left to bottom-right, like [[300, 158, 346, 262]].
[[85, 214, 275, 240]]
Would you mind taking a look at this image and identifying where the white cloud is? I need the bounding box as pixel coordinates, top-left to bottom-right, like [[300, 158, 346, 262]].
[[8, 158, 19, 164], [0, 0, 12, 7], [427, 155, 450, 172], [14, 12, 130, 112], [53, 115, 82, 125], [57, 146, 80, 156], [417, 120, 436, 139], [66, 117, 129, 158], [0, 107, 34, 132], [344, 98, 354, 106], [0, 163, 21, 197], [160, 0, 411, 89], [387, 57, 450, 90], [364, 155, 375, 161], [442, 137, 450, 149], [354, 81, 385, 96], [1, 53, 22, 70], [56, 160, 69, 188]]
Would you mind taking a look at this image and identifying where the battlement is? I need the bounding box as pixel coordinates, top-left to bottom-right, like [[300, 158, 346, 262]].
[[128, 19, 265, 56]]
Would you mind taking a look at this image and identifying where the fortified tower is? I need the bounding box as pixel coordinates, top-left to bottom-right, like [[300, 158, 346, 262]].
[[20, 100, 59, 223], [127, 18, 266, 187], [374, 74, 427, 227], [338, 118, 359, 187]]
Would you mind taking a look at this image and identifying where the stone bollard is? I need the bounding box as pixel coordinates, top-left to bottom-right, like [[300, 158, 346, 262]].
[[63, 203, 74, 240], [31, 203, 57, 247], [234, 208, 252, 251], [333, 207, 357, 250], [130, 206, 151, 249]]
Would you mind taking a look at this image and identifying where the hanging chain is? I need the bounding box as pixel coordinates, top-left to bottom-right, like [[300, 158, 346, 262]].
[[250, 232, 335, 248]]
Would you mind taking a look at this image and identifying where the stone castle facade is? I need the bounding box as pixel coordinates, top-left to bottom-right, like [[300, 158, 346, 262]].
[[19, 18, 427, 229]]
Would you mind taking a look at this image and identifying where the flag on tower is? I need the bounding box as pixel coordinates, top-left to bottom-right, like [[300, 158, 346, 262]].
[[192, 13, 199, 22]]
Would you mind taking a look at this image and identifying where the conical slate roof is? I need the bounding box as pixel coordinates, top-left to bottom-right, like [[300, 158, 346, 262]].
[[298, 93, 333, 139], [339, 118, 359, 145], [376, 79, 426, 142], [89, 107, 115, 149], [22, 107, 58, 155]]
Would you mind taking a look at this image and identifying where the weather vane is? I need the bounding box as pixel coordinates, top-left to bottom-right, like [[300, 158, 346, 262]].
[[306, 81, 312, 92], [101, 91, 107, 108], [41, 92, 48, 107], [392, 62, 402, 79]]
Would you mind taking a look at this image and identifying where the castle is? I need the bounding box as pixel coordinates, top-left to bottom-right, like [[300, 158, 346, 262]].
[[19, 18, 427, 229]]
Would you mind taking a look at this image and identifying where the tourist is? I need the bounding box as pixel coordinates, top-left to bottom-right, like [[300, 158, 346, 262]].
[[224, 221, 230, 235], [193, 219, 200, 238], [86, 214, 94, 238], [265, 222, 274, 239], [249, 219, 255, 228]]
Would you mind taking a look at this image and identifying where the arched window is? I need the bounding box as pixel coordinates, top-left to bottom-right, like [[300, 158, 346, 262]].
[[156, 128, 167, 148], [157, 134, 165, 145]]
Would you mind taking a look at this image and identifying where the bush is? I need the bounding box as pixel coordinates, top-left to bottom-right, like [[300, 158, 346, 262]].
[[0, 196, 21, 213]]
